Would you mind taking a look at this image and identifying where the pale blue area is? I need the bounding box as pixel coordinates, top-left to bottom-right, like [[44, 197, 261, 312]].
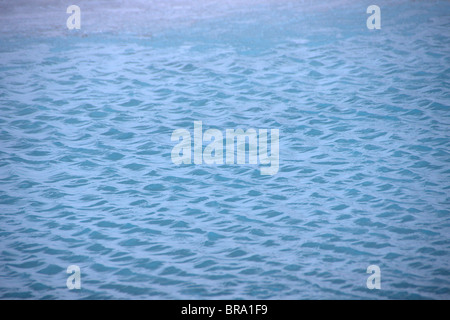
[[0, 0, 449, 299]]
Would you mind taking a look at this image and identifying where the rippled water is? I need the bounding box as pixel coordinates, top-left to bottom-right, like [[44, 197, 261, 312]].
[[0, 0, 449, 299]]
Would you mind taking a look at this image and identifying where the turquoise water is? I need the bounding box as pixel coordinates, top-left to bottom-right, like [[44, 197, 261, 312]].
[[0, 0, 449, 299]]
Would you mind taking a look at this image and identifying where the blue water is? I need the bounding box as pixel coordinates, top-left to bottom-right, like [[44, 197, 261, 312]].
[[0, 0, 449, 299]]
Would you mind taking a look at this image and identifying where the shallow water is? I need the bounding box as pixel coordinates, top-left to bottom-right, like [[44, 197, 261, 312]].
[[0, 0, 449, 299]]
